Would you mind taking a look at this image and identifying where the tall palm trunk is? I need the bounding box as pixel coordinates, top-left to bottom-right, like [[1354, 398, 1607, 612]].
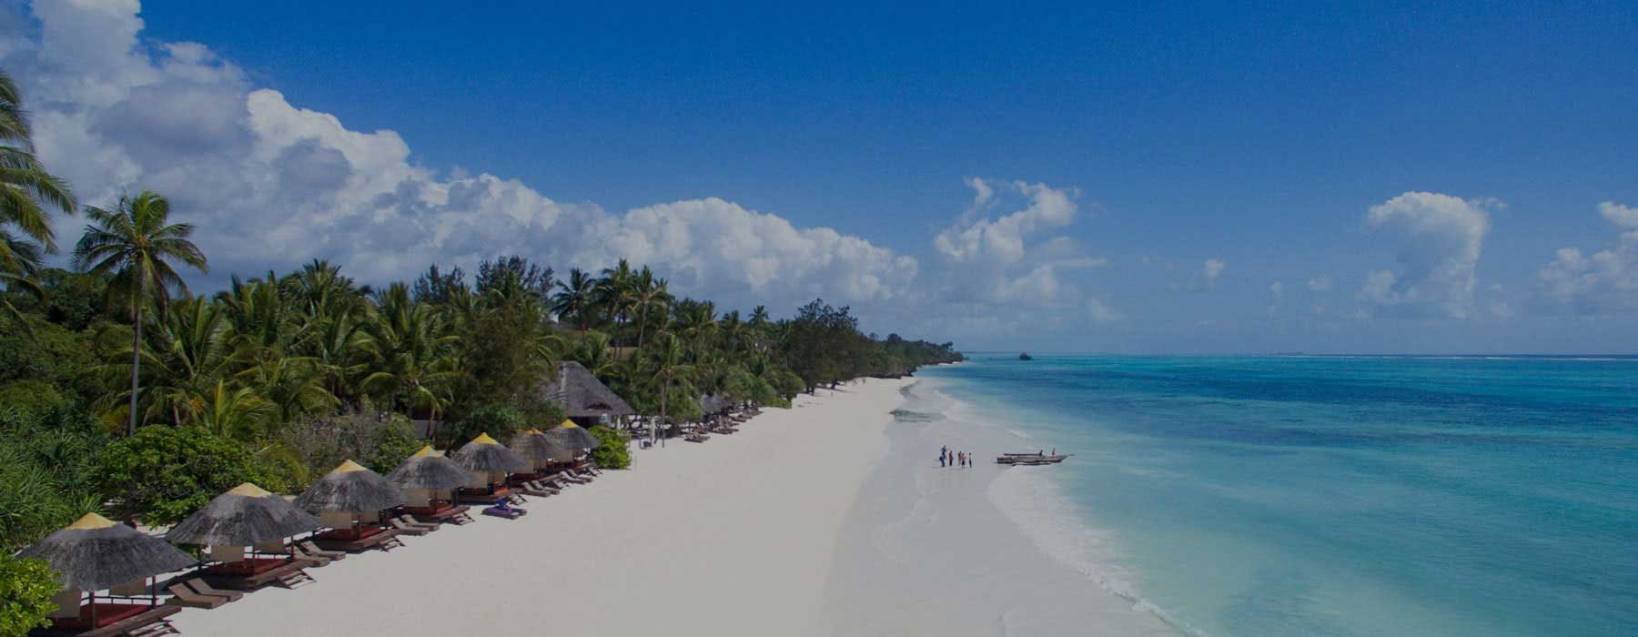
[[127, 276, 144, 435]]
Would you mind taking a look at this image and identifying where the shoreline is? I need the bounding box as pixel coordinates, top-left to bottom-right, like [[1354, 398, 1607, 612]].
[[171, 377, 913, 636], [818, 377, 1179, 636]]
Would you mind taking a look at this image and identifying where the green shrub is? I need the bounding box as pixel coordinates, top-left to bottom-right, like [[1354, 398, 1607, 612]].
[[0, 554, 57, 637], [0, 381, 67, 417], [96, 426, 286, 526], [364, 417, 424, 475], [446, 403, 525, 446], [588, 426, 630, 469]]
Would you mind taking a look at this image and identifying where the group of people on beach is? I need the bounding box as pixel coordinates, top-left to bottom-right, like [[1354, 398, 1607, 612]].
[[939, 445, 975, 468]]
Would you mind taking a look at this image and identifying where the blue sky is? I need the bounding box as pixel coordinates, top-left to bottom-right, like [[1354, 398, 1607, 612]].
[[4, 1, 1638, 353]]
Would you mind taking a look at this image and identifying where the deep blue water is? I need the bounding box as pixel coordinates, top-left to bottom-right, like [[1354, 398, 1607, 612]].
[[921, 355, 1638, 637]]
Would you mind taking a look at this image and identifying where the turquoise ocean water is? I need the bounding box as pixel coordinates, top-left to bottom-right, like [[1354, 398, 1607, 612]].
[[918, 355, 1638, 636]]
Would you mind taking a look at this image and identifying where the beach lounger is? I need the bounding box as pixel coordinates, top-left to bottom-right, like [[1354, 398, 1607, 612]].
[[298, 541, 346, 562], [166, 582, 227, 609], [187, 578, 245, 602], [388, 517, 432, 536], [395, 515, 439, 531]]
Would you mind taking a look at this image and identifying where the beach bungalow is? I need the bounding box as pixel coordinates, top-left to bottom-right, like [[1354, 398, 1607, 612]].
[[17, 513, 195, 636], [387, 445, 475, 524], [164, 483, 322, 591], [545, 361, 635, 428], [449, 433, 530, 505], [294, 460, 407, 553]]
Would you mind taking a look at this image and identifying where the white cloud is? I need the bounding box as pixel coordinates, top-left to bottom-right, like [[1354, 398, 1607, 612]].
[[1183, 258, 1226, 291], [930, 178, 1095, 307], [1535, 202, 1638, 315], [1359, 191, 1493, 319], [1267, 280, 1284, 315], [1306, 275, 1332, 292], [0, 0, 916, 312]]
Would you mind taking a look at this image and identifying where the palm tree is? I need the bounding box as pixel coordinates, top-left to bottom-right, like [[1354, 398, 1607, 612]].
[[360, 283, 459, 427], [593, 259, 636, 339], [630, 267, 672, 349], [73, 191, 208, 435], [642, 332, 693, 447], [552, 267, 596, 330], [0, 70, 75, 330]]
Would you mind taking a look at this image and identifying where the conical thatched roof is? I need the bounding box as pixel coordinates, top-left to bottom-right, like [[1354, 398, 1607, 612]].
[[547, 419, 601, 450], [17, 513, 195, 591], [451, 433, 530, 473], [508, 429, 576, 466], [387, 445, 471, 491], [165, 483, 322, 548], [295, 460, 406, 515], [700, 394, 732, 415], [545, 361, 635, 418]]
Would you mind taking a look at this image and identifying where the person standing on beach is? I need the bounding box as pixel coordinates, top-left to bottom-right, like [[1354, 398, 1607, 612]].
[[939, 448, 947, 467]]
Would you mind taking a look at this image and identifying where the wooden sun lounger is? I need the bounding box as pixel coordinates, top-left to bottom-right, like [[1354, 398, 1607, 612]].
[[166, 582, 227, 609], [187, 579, 244, 602], [389, 517, 432, 536], [394, 514, 439, 531], [291, 545, 335, 567], [297, 541, 346, 561]]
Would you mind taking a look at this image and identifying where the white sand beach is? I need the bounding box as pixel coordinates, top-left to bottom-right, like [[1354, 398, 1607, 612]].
[[171, 377, 912, 636]]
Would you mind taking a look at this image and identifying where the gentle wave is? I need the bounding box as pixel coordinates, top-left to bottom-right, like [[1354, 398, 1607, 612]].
[[910, 380, 1197, 635]]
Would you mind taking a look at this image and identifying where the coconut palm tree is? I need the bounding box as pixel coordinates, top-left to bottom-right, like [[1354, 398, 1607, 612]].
[[642, 332, 693, 446], [551, 267, 596, 330], [630, 267, 672, 349], [73, 191, 207, 435], [593, 259, 636, 339], [360, 283, 459, 424], [0, 70, 75, 330]]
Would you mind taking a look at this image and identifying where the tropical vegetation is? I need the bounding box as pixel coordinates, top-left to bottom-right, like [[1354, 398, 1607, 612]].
[[0, 67, 962, 561]]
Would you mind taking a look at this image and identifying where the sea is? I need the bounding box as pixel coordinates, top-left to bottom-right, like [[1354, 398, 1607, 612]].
[[907, 354, 1638, 637]]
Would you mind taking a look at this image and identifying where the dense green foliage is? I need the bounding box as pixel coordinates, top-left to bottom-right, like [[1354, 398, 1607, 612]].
[[0, 406, 106, 553], [588, 426, 630, 469], [96, 426, 288, 526], [0, 68, 961, 553], [0, 555, 56, 637]]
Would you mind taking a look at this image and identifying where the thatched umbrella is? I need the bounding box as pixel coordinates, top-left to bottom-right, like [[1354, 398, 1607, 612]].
[[165, 483, 323, 548], [450, 432, 530, 474], [296, 460, 405, 515], [548, 419, 601, 450], [508, 429, 575, 470], [18, 513, 195, 592], [386, 445, 470, 491]]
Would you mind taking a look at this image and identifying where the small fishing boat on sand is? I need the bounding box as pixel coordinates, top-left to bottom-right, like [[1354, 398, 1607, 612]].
[[996, 451, 1070, 466]]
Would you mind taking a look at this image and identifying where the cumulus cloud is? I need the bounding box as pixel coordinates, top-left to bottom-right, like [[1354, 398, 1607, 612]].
[[1534, 202, 1638, 315], [0, 0, 915, 312], [1358, 191, 1493, 319], [930, 178, 1096, 306], [1306, 275, 1332, 292], [1267, 280, 1284, 315], [1088, 298, 1122, 324]]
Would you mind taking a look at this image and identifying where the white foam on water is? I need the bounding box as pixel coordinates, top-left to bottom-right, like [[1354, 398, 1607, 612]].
[[920, 377, 1206, 637]]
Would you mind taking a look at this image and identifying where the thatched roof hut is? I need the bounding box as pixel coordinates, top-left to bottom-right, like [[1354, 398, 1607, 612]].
[[295, 460, 405, 515], [700, 394, 732, 415], [547, 419, 601, 450], [508, 429, 576, 467], [165, 483, 322, 548], [450, 433, 530, 474], [387, 445, 471, 491], [17, 513, 195, 591], [545, 361, 635, 419]]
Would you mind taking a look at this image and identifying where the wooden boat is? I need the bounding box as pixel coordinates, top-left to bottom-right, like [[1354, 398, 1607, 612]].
[[995, 452, 1070, 466]]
